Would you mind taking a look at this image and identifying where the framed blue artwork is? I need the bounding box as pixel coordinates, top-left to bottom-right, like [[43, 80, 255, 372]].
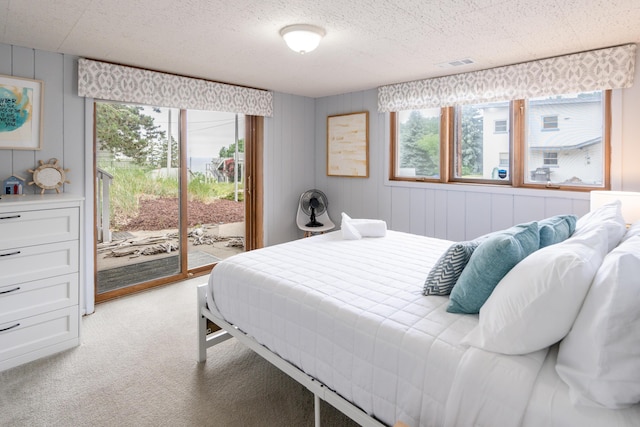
[[0, 74, 43, 150]]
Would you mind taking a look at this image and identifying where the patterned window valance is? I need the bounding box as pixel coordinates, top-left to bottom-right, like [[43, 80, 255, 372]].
[[78, 58, 273, 117], [378, 44, 637, 112]]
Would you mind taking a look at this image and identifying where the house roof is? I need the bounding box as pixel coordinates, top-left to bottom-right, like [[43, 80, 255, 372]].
[[529, 136, 601, 151], [0, 1, 638, 98]]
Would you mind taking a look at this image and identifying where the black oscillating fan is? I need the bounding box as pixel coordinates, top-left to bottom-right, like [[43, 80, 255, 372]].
[[299, 189, 329, 228]]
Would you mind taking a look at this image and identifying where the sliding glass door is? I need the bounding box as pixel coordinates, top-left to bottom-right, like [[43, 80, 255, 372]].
[[94, 102, 248, 301]]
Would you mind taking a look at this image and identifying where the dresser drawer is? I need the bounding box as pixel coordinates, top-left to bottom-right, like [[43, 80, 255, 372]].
[[0, 241, 78, 288], [0, 274, 79, 325], [0, 207, 79, 251], [0, 306, 79, 364]]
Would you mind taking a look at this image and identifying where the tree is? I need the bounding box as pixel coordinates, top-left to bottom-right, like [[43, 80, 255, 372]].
[[399, 111, 439, 176], [147, 135, 179, 169], [459, 106, 483, 176], [219, 139, 245, 158], [95, 103, 166, 165]]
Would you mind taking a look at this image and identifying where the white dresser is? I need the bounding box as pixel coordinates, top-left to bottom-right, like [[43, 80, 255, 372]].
[[0, 194, 83, 372]]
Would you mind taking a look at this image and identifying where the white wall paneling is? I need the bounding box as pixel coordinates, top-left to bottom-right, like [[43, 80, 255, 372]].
[[464, 192, 492, 239]]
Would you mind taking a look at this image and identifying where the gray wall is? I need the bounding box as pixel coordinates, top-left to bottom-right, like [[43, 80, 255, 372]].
[[0, 45, 86, 196], [1, 41, 639, 312], [314, 68, 640, 241], [263, 92, 316, 245], [0, 43, 319, 312]]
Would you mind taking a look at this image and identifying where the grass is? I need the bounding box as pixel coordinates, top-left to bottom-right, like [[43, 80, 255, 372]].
[[98, 163, 243, 229]]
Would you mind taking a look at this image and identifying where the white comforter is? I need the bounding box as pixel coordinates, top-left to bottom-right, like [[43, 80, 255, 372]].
[[206, 230, 638, 427]]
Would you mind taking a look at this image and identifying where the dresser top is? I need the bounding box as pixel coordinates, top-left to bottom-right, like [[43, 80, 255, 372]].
[[0, 193, 84, 208]]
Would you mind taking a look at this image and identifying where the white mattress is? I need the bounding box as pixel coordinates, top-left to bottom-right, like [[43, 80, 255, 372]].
[[206, 230, 640, 427]]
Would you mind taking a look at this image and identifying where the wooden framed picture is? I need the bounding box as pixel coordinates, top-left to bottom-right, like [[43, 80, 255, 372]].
[[0, 74, 44, 150], [327, 111, 369, 178]]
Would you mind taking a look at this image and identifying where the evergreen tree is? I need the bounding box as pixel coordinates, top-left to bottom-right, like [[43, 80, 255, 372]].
[[460, 106, 483, 176], [219, 139, 245, 158], [95, 104, 165, 165], [399, 111, 439, 176]]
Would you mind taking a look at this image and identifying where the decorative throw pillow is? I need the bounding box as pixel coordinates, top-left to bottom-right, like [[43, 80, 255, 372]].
[[461, 227, 608, 355], [573, 200, 625, 252], [538, 214, 577, 248], [423, 240, 481, 296], [447, 221, 539, 314], [556, 235, 640, 409]]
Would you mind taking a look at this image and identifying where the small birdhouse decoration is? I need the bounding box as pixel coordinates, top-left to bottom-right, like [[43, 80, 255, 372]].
[[3, 175, 26, 195]]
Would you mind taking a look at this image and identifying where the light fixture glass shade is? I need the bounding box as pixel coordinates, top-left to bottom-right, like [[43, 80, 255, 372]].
[[280, 24, 325, 54], [591, 190, 640, 225]]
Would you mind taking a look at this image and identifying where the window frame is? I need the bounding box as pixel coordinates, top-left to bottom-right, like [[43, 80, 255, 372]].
[[541, 114, 559, 131], [449, 102, 513, 186], [543, 151, 559, 166], [389, 90, 611, 192], [389, 108, 451, 183], [494, 119, 508, 134]]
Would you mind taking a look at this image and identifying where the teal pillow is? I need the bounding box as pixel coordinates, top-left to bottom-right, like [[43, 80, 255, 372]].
[[447, 222, 540, 314], [539, 214, 577, 248]]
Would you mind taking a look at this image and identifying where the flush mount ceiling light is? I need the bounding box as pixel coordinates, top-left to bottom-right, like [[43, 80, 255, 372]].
[[280, 24, 325, 54]]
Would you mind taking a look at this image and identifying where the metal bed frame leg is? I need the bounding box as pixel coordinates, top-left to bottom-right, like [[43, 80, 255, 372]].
[[315, 393, 321, 427], [197, 284, 210, 363]]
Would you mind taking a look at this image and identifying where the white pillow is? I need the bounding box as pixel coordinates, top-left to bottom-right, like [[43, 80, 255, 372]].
[[556, 235, 640, 409], [573, 200, 625, 252], [462, 227, 608, 355]]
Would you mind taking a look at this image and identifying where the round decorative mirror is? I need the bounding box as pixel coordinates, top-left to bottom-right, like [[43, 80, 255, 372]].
[[28, 158, 70, 194]]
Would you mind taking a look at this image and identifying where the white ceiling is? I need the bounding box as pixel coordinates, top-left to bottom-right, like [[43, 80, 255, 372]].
[[1, 0, 639, 98]]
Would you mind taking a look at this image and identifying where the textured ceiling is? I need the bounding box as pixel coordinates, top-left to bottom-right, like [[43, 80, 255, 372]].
[[0, 0, 639, 98]]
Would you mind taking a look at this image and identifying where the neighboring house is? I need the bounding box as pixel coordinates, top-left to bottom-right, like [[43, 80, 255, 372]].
[[480, 94, 603, 184], [215, 153, 244, 183]]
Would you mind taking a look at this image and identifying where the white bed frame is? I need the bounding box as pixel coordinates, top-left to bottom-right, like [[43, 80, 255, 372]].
[[197, 283, 387, 427]]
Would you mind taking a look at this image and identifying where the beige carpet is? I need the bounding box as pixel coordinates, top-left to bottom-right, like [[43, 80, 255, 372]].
[[0, 277, 358, 427]]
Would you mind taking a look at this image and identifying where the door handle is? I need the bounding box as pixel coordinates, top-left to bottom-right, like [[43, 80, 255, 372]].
[[0, 323, 20, 333], [0, 251, 20, 257], [0, 215, 21, 220]]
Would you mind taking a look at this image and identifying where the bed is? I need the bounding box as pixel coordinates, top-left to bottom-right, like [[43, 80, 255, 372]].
[[197, 202, 640, 427]]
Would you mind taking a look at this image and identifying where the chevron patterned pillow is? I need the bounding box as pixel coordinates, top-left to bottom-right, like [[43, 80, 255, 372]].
[[423, 240, 482, 296]]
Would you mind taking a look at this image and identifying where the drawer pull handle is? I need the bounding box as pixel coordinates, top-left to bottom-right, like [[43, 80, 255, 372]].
[[0, 251, 20, 257], [0, 323, 20, 333], [0, 286, 20, 295], [0, 214, 21, 220]]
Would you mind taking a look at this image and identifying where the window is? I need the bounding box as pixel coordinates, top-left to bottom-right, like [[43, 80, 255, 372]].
[[542, 115, 559, 130], [453, 101, 511, 183], [494, 119, 508, 133], [543, 152, 558, 166], [390, 90, 609, 190], [525, 91, 605, 187], [392, 108, 441, 180]]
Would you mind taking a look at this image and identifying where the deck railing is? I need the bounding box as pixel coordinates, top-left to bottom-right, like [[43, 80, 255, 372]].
[[96, 168, 113, 243]]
